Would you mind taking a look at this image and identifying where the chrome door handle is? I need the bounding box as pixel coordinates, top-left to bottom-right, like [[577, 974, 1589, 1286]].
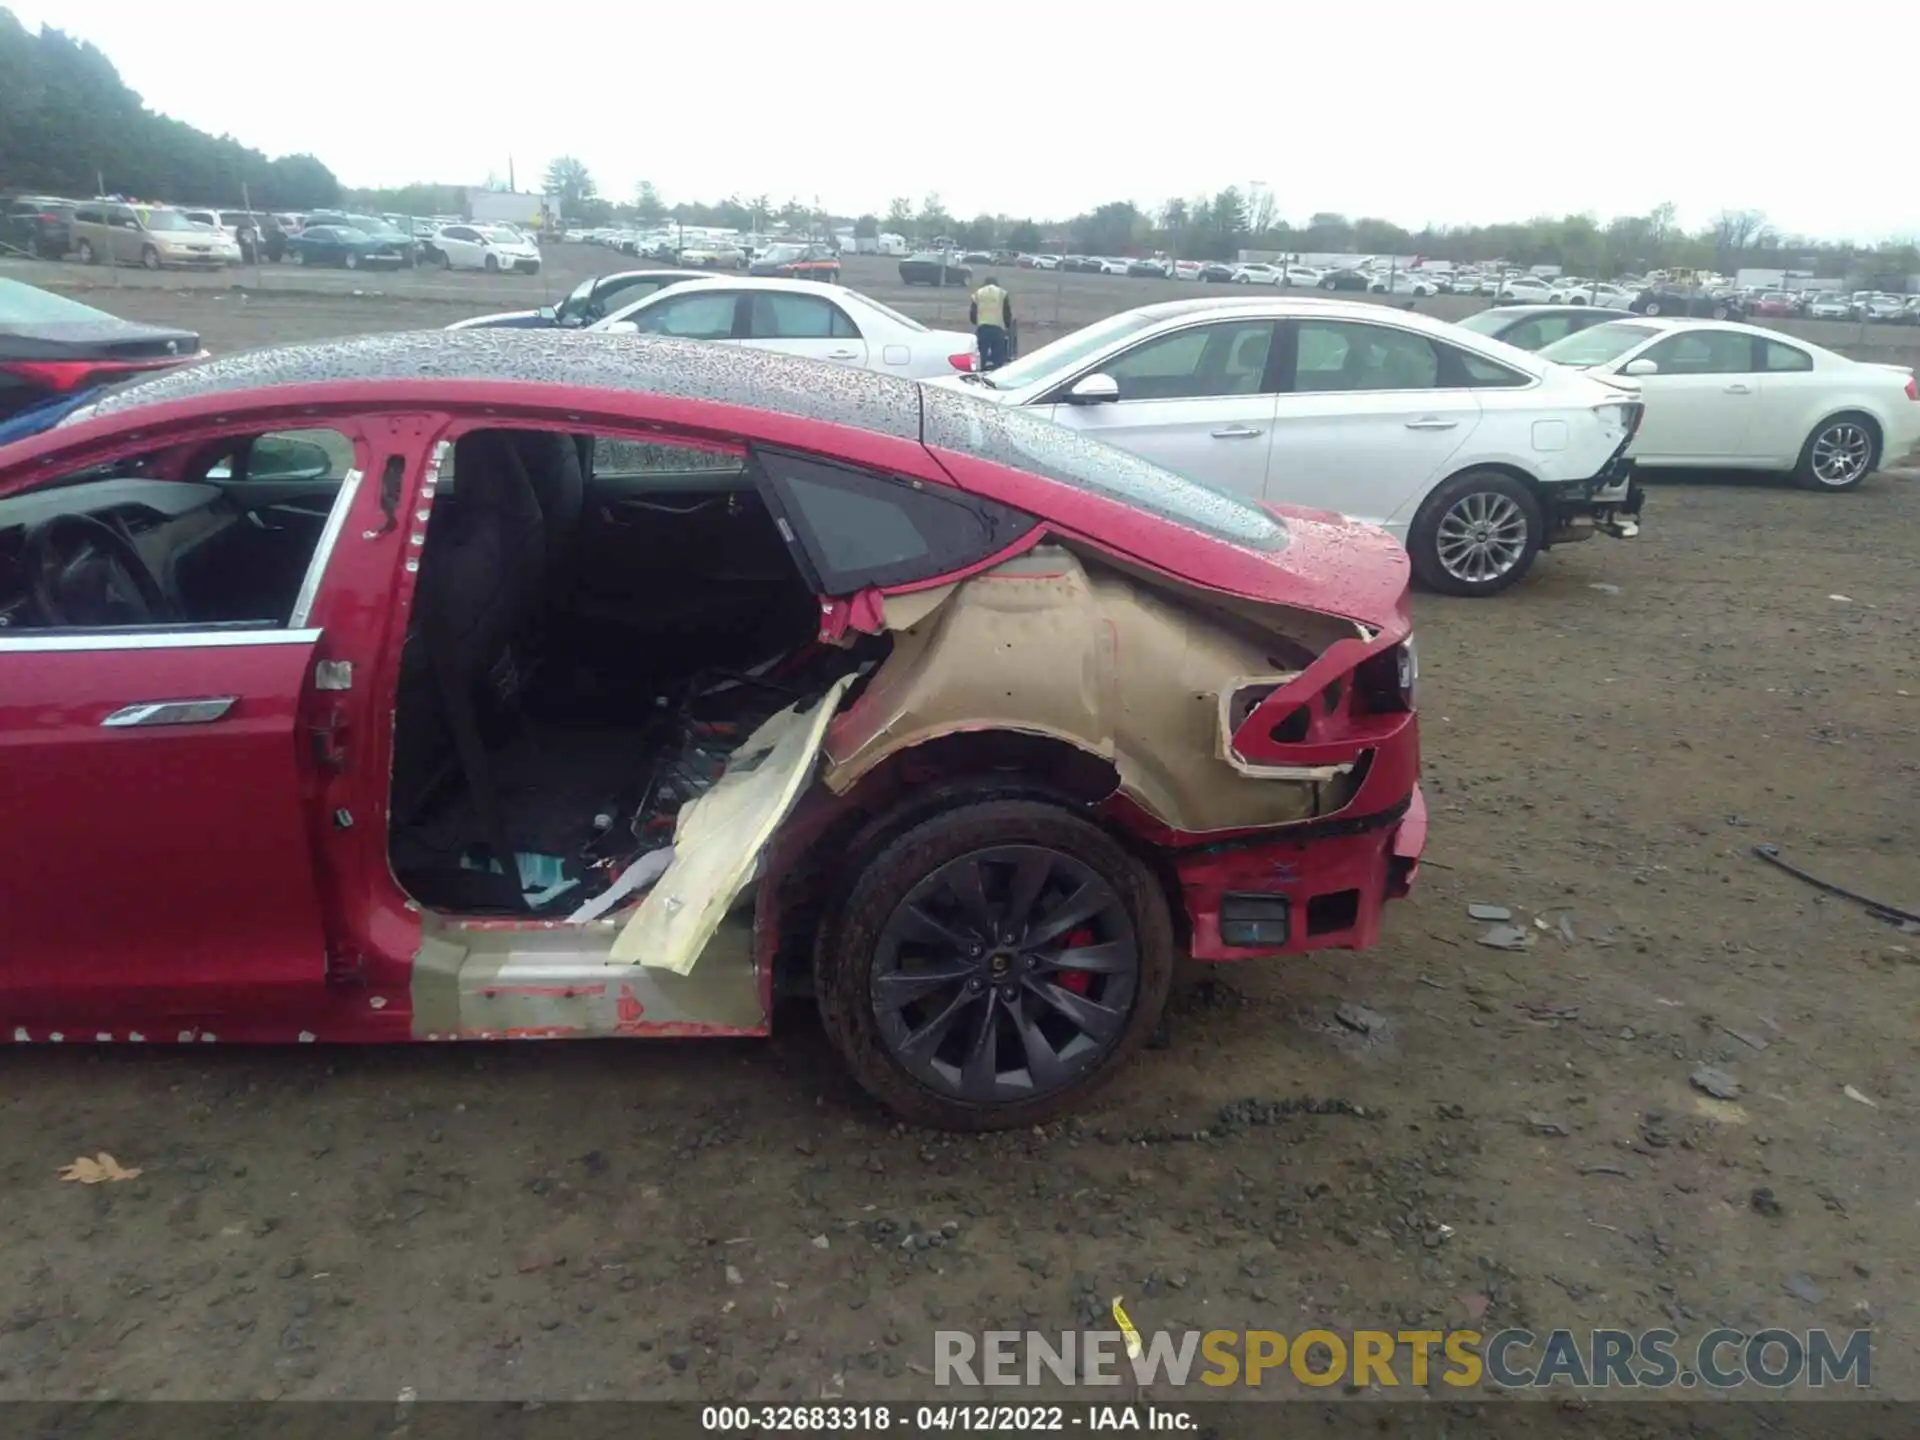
[[1210, 426, 1265, 439], [827, 349, 859, 359], [1724, 383, 1752, 394], [1405, 418, 1459, 430], [101, 697, 237, 728]]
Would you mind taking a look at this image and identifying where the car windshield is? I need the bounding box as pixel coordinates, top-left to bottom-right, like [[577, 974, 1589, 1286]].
[[0, 277, 117, 325], [348, 215, 402, 237], [762, 244, 805, 261], [922, 386, 1287, 552], [481, 227, 521, 243], [137, 208, 193, 232], [1537, 322, 1659, 367], [979, 309, 1164, 392]]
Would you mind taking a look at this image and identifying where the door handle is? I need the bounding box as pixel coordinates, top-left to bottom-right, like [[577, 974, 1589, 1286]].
[[1210, 425, 1265, 439], [101, 697, 237, 728], [1724, 383, 1752, 394], [1405, 418, 1459, 430], [827, 349, 859, 359]]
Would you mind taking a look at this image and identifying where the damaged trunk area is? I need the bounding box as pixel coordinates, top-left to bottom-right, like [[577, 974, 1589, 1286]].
[[387, 428, 882, 923]]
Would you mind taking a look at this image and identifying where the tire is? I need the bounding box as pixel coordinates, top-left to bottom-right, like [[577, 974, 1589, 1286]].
[[1320, 278, 1337, 290], [345, 252, 360, 270], [1407, 468, 1544, 598], [1793, 412, 1880, 491], [439, 250, 452, 270], [296, 249, 309, 266], [816, 799, 1175, 1132], [24, 234, 41, 259], [1711, 303, 1730, 320], [76, 239, 96, 265], [484, 254, 498, 272], [140, 245, 160, 271], [1569, 295, 1587, 305], [1642, 300, 1663, 316]]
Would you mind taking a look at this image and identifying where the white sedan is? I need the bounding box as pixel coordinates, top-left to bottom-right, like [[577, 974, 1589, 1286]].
[[1369, 272, 1438, 297], [593, 276, 978, 380], [1539, 318, 1920, 489], [1496, 275, 1558, 302], [932, 296, 1645, 596], [1281, 265, 1323, 288], [1556, 281, 1636, 308], [1233, 263, 1282, 285], [431, 223, 541, 273]]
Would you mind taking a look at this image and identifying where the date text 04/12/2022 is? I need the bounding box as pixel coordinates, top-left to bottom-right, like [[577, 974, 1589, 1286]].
[[700, 1404, 1192, 1431]]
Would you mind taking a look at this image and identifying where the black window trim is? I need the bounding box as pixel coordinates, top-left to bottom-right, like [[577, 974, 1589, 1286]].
[[1642, 327, 1756, 376], [1033, 316, 1284, 406], [1276, 316, 1535, 395]]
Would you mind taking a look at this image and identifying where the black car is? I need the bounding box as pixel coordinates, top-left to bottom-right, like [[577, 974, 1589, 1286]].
[[1061, 256, 1103, 273], [898, 253, 972, 286], [1629, 284, 1746, 320], [1453, 304, 1639, 353], [1317, 269, 1373, 292], [1198, 263, 1237, 283], [3, 197, 76, 259], [1126, 259, 1170, 278], [0, 277, 200, 436], [448, 269, 711, 330]]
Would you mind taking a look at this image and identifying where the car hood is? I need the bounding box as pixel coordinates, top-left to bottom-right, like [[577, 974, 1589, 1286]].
[[445, 309, 549, 330]]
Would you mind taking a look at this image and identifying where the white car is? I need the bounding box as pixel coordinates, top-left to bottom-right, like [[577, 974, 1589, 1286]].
[[1097, 257, 1131, 275], [1538, 318, 1920, 490], [932, 296, 1645, 596], [1034, 254, 1061, 270], [1804, 294, 1854, 321], [1173, 260, 1203, 281], [1497, 275, 1557, 302], [432, 223, 541, 274], [1234, 263, 1283, 285], [1557, 281, 1635, 308], [1281, 265, 1323, 288], [1369, 272, 1437, 297], [592, 276, 978, 380]]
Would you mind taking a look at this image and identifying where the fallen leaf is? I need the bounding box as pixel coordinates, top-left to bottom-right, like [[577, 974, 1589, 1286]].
[[1843, 1085, 1879, 1109], [58, 1153, 142, 1184]]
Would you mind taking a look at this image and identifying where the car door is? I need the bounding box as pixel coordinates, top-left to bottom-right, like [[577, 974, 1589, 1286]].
[[1747, 336, 1822, 465], [1614, 327, 1759, 464], [1268, 316, 1481, 528], [742, 292, 868, 368], [0, 422, 381, 1031], [621, 288, 745, 343], [1029, 318, 1280, 501], [438, 226, 480, 268], [108, 205, 142, 264]]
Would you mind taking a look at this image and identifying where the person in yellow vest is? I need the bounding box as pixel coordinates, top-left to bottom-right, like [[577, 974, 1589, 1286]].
[[969, 276, 1014, 372]]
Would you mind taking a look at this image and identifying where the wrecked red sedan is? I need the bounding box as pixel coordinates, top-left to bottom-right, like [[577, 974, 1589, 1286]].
[[0, 331, 1424, 1129]]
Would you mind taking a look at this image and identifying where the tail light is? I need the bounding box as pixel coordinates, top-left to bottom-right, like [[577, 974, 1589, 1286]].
[[948, 352, 975, 371], [1356, 638, 1417, 713], [0, 357, 186, 392], [1905, 375, 1916, 402]]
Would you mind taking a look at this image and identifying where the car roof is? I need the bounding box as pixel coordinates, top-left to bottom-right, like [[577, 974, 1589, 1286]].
[[58, 330, 924, 442], [1489, 304, 1637, 319], [625, 275, 854, 299]]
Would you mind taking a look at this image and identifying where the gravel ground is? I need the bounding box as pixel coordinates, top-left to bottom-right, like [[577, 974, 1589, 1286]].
[[1, 251, 1916, 1404]]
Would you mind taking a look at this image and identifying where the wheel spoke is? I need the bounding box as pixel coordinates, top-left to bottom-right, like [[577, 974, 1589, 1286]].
[[940, 859, 996, 935], [1025, 881, 1110, 947], [1004, 850, 1051, 934], [897, 986, 979, 1060], [1010, 1001, 1068, 1090], [959, 993, 1001, 1097], [872, 961, 975, 1012], [893, 902, 977, 952], [1023, 976, 1123, 1042], [1044, 942, 1131, 974]]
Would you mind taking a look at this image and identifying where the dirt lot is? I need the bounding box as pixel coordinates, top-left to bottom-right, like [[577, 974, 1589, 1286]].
[[2, 251, 1917, 1406]]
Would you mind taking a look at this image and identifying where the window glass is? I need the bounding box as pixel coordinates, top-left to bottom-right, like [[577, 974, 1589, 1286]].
[[1643, 329, 1752, 375], [636, 292, 737, 339], [1100, 320, 1274, 400], [1447, 345, 1532, 387], [1536, 322, 1658, 367], [1292, 321, 1439, 392], [748, 293, 840, 339], [1763, 341, 1813, 373], [591, 437, 746, 481], [756, 448, 1037, 594], [1499, 314, 1577, 351]]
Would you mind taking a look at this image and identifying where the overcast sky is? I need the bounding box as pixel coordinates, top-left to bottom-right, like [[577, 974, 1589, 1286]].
[[14, 0, 1914, 240]]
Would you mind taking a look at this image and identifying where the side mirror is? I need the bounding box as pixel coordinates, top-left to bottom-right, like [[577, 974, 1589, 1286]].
[[601, 320, 640, 335], [536, 306, 558, 321], [1067, 373, 1120, 405], [1622, 358, 1659, 376]]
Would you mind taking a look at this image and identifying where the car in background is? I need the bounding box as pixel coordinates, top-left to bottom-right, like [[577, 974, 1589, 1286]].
[[429, 224, 540, 274], [959, 250, 992, 263], [1127, 259, 1170, 278], [1804, 293, 1856, 321], [1863, 293, 1910, 323], [1747, 291, 1804, 318], [3, 197, 76, 259], [1280, 265, 1323, 288], [282, 224, 408, 270], [1455, 304, 1638, 352], [933, 295, 1645, 597], [898, 253, 972, 286], [749, 243, 839, 280], [678, 240, 746, 270], [0, 277, 203, 441], [1538, 318, 1920, 490], [1316, 269, 1373, 292], [1060, 256, 1100, 273], [1370, 272, 1438, 297], [1234, 263, 1282, 285], [1096, 258, 1131, 276], [70, 203, 233, 270], [592, 276, 977, 380], [1494, 275, 1557, 304], [1555, 281, 1636, 308], [448, 270, 711, 330], [1198, 263, 1237, 283], [1172, 260, 1202, 281], [1627, 277, 1745, 320], [1033, 254, 1061, 270]]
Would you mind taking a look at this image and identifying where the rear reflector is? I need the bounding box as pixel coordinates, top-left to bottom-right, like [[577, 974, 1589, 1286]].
[[948, 353, 975, 371], [1906, 376, 1917, 401], [0, 357, 183, 392]]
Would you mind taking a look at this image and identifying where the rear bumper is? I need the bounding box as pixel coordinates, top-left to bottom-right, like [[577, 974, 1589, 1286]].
[[1177, 784, 1427, 962], [1544, 452, 1643, 543]]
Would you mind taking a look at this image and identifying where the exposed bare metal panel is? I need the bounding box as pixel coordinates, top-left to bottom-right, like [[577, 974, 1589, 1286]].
[[823, 547, 1351, 834]]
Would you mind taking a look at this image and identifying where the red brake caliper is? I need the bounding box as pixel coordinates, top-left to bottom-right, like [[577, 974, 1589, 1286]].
[[1056, 927, 1096, 994]]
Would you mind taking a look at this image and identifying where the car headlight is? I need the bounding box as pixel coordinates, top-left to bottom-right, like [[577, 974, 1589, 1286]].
[[1397, 635, 1419, 706]]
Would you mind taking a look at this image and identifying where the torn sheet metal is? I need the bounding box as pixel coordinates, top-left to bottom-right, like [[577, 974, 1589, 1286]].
[[822, 547, 1353, 834], [612, 675, 855, 972]]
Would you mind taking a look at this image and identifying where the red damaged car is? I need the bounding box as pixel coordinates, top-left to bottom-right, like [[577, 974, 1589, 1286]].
[[0, 331, 1423, 1129]]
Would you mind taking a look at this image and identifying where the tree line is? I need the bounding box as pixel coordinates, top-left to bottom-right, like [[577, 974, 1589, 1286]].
[[0, 9, 341, 210]]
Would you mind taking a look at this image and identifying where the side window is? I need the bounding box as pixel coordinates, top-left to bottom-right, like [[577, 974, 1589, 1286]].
[[830, 305, 861, 339], [1292, 321, 1439, 392], [747, 293, 839, 339], [1097, 320, 1275, 400], [0, 425, 358, 633], [597, 276, 671, 312], [1763, 341, 1812, 373], [756, 448, 1037, 594], [1505, 314, 1577, 351], [73, 207, 102, 224], [1443, 345, 1531, 388], [636, 292, 738, 340], [1643, 330, 1753, 375]]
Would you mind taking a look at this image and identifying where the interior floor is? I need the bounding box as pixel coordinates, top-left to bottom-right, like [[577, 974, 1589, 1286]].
[[386, 426, 877, 918]]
